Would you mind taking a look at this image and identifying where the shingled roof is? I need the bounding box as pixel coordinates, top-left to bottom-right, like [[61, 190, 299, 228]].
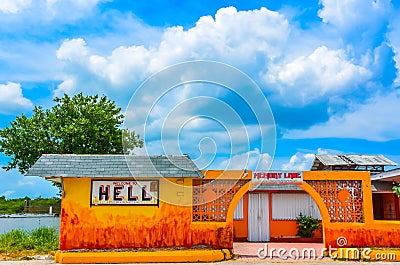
[[26, 154, 204, 182]]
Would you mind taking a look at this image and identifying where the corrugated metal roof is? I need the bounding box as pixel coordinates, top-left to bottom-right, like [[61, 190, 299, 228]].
[[371, 168, 400, 181], [345, 155, 396, 166], [311, 154, 396, 172], [315, 154, 348, 166], [315, 154, 396, 166], [25, 154, 204, 179]]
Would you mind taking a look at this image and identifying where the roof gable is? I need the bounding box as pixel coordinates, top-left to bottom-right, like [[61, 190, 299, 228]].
[[26, 154, 204, 181]]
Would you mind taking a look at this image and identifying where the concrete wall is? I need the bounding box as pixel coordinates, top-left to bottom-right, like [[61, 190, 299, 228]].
[[59, 177, 233, 250]]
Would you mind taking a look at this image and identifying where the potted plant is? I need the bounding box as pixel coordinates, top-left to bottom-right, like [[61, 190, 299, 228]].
[[296, 213, 320, 238]]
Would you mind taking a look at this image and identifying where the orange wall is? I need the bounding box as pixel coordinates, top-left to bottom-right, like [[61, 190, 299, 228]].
[[303, 171, 400, 248], [233, 193, 248, 240], [270, 220, 297, 238], [233, 190, 323, 240], [60, 177, 233, 250], [270, 220, 322, 238]]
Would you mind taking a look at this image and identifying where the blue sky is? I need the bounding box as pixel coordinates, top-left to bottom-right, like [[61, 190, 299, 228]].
[[1, 0, 400, 198]]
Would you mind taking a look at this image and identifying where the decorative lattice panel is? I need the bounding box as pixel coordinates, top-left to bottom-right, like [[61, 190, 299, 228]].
[[192, 179, 248, 222], [306, 180, 364, 223]]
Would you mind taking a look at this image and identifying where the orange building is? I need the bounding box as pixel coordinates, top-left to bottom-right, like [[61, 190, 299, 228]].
[[26, 153, 400, 263], [371, 168, 400, 220], [232, 154, 400, 244]]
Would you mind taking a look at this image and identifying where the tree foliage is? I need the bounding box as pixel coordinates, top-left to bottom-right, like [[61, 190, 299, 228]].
[[393, 184, 400, 197], [0, 93, 143, 174], [0, 197, 60, 214]]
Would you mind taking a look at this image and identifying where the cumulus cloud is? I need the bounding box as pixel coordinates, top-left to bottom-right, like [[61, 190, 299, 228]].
[[282, 152, 315, 171], [387, 16, 400, 84], [0, 82, 33, 114], [1, 0, 103, 20], [53, 4, 397, 143], [318, 0, 392, 33], [218, 148, 272, 170], [56, 38, 88, 61], [0, 0, 31, 14], [265, 46, 371, 106], [151, 6, 289, 69], [281, 148, 340, 170], [284, 90, 400, 141], [55, 7, 290, 96]]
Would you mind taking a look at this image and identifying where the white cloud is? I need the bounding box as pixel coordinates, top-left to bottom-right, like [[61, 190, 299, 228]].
[[265, 46, 371, 105], [55, 7, 290, 96], [0, 190, 15, 198], [51, 5, 396, 147], [282, 152, 315, 171], [0, 0, 103, 20], [281, 148, 340, 170], [0, 0, 31, 14], [0, 82, 33, 114], [17, 179, 34, 186], [218, 148, 272, 170], [284, 90, 400, 141], [56, 38, 88, 61], [318, 0, 392, 32], [387, 16, 400, 84], [151, 6, 289, 70]]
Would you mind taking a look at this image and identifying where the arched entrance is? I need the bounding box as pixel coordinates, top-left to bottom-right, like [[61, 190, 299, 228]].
[[225, 173, 329, 244]]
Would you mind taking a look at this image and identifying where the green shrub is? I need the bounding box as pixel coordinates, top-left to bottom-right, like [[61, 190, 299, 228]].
[[0, 227, 59, 254], [296, 213, 320, 238], [393, 184, 400, 196]]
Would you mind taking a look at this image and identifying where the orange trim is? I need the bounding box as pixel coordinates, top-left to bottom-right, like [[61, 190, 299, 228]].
[[201, 170, 251, 180], [233, 193, 248, 239], [298, 181, 329, 247], [55, 249, 232, 263], [362, 177, 374, 223], [226, 181, 251, 222]]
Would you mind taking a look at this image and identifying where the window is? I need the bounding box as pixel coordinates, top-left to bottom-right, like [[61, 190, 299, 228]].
[[233, 197, 244, 220], [272, 193, 321, 220]]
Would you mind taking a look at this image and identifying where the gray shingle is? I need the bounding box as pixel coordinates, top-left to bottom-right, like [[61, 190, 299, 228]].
[[26, 154, 204, 179]]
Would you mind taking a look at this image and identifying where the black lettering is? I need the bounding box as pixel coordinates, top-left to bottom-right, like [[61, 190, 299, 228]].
[[128, 185, 138, 201], [113, 186, 123, 201], [142, 185, 152, 201], [99, 185, 110, 201]]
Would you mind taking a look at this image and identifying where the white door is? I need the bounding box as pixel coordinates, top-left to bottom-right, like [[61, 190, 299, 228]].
[[248, 193, 270, 241]]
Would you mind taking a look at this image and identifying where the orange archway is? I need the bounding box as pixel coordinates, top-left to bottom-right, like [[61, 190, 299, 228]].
[[201, 170, 400, 249], [224, 172, 329, 245]]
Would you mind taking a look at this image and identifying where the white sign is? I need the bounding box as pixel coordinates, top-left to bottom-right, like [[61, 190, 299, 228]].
[[252, 171, 303, 184], [91, 180, 159, 206]]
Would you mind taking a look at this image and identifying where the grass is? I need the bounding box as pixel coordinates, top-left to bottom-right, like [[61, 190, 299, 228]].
[[0, 227, 59, 255]]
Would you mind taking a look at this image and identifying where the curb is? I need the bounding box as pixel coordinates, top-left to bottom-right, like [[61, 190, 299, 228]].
[[55, 249, 233, 263]]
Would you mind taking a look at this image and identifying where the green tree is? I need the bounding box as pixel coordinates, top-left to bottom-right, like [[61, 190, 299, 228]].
[[393, 184, 400, 196], [0, 93, 143, 175]]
